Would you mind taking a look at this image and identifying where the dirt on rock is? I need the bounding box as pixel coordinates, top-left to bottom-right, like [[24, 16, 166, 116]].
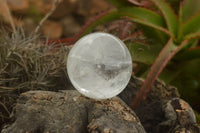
[[1, 90, 146, 133], [1, 76, 200, 133], [119, 77, 200, 133]]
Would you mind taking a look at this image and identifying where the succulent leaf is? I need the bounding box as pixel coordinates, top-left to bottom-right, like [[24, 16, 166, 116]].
[[127, 42, 162, 64], [119, 7, 171, 36], [130, 38, 188, 108], [174, 47, 200, 61], [119, 7, 166, 27], [180, 0, 200, 23], [106, 0, 132, 8], [79, 9, 121, 36], [138, 25, 169, 44], [184, 32, 200, 40], [182, 12, 200, 35], [150, 0, 178, 38]]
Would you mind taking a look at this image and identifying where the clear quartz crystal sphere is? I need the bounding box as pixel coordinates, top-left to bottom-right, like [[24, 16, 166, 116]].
[[67, 32, 132, 99]]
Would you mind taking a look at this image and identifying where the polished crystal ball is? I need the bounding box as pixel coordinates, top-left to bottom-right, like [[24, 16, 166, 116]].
[[67, 32, 132, 99]]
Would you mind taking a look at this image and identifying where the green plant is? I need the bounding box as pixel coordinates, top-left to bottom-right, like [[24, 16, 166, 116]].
[[69, 0, 200, 110]]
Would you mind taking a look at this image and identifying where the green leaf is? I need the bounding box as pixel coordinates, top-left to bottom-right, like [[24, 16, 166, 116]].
[[80, 7, 172, 38], [159, 67, 181, 84], [106, 0, 132, 8], [119, 7, 171, 36], [182, 59, 200, 75], [184, 32, 200, 40], [167, 0, 181, 13], [161, 56, 200, 86], [134, 63, 149, 78], [78, 9, 121, 36], [120, 7, 166, 27], [167, 59, 200, 85], [127, 41, 162, 64], [138, 25, 169, 45], [174, 74, 200, 103], [171, 59, 200, 106], [180, 0, 200, 23], [74, 6, 170, 42], [182, 13, 200, 35], [130, 38, 188, 108], [174, 47, 200, 61], [150, 0, 178, 38]]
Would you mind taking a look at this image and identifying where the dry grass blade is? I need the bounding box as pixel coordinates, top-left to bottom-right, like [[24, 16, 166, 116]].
[[0, 27, 70, 92], [3, 0, 16, 33], [0, 27, 70, 129], [0, 102, 10, 116], [34, 0, 63, 35]]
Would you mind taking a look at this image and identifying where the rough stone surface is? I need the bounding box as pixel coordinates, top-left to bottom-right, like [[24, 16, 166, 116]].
[[1, 76, 199, 133], [1, 90, 146, 133], [119, 76, 200, 133], [160, 98, 199, 133]]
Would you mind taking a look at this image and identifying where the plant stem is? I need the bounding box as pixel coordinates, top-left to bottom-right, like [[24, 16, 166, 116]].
[[130, 38, 188, 109], [4, 0, 16, 33], [34, 0, 62, 35]]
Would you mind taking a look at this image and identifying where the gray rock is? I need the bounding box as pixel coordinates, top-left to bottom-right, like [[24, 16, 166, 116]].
[[119, 76, 200, 133], [2, 76, 199, 133], [1, 90, 146, 133], [162, 98, 200, 133]]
